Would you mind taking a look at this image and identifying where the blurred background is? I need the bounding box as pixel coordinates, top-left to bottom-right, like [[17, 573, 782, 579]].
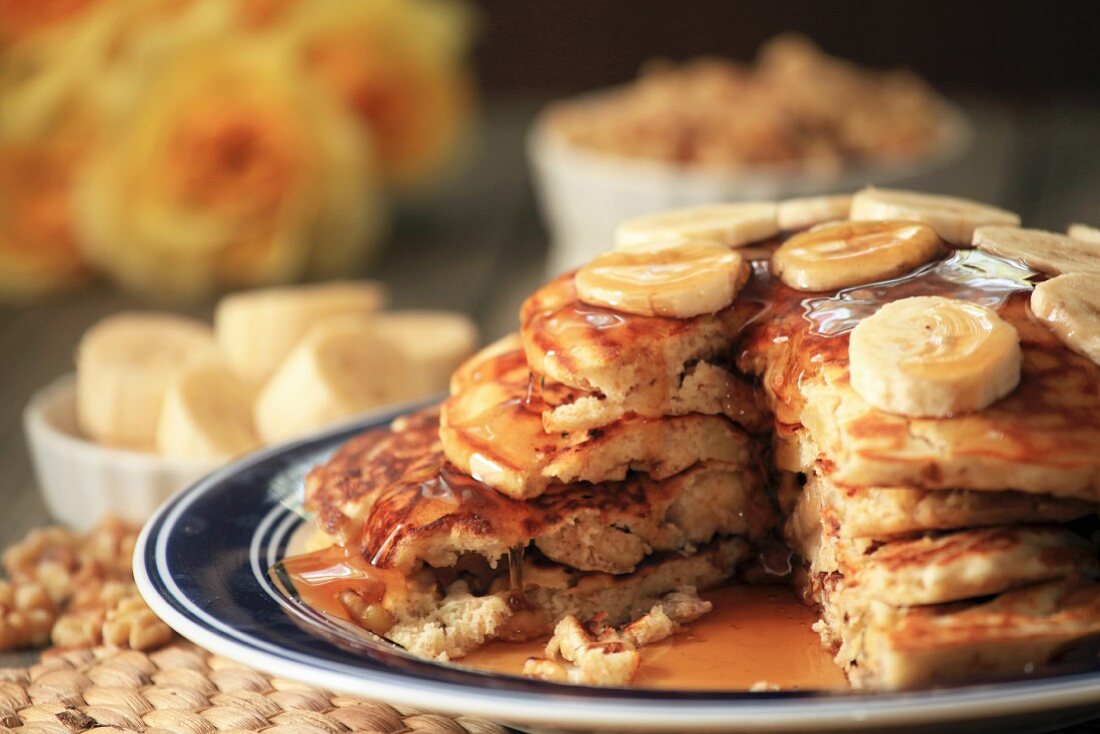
[[2, 0, 1100, 538], [475, 1, 1100, 97]]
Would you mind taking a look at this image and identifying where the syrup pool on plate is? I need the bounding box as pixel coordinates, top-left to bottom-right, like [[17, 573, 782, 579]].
[[278, 492, 847, 691], [459, 584, 847, 691]]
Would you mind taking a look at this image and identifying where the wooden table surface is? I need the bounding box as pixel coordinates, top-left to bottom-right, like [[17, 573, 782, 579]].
[[1, 94, 1098, 729]]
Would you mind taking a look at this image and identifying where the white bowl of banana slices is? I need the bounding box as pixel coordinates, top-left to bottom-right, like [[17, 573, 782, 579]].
[[24, 281, 477, 530], [24, 374, 222, 531]]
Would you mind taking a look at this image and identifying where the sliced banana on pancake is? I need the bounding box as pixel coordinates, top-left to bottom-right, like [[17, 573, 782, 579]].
[[1031, 273, 1100, 365], [850, 187, 1020, 246], [776, 194, 852, 231], [973, 225, 1100, 275], [849, 296, 1022, 417], [772, 220, 943, 292], [76, 313, 220, 449], [614, 202, 778, 250], [156, 361, 259, 459], [1068, 222, 1100, 244], [575, 243, 747, 318]]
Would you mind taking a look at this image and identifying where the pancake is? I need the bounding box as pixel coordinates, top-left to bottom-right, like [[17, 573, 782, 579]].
[[441, 367, 758, 499], [845, 580, 1100, 689], [790, 473, 1094, 541], [804, 524, 1097, 610], [309, 409, 771, 575], [304, 408, 441, 543], [739, 250, 1100, 501], [453, 334, 768, 434], [385, 537, 749, 660], [520, 271, 760, 420], [297, 411, 767, 659]]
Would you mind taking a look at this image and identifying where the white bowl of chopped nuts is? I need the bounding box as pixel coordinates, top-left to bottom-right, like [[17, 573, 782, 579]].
[[529, 38, 972, 273], [23, 374, 220, 532]]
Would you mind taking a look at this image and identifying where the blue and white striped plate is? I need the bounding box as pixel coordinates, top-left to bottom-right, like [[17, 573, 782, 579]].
[[134, 402, 1100, 732]]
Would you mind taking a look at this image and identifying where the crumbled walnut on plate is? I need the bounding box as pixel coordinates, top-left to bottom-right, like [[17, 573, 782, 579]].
[[523, 587, 713, 686]]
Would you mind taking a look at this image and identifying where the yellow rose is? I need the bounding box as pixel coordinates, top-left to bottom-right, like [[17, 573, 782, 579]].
[[1, 0, 296, 142], [236, 0, 302, 29], [0, 131, 88, 300], [0, 0, 104, 44], [282, 0, 475, 188], [73, 38, 385, 301], [0, 0, 205, 142]]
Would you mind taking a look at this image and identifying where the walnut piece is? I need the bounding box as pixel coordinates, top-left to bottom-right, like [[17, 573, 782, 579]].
[[524, 615, 640, 687], [0, 580, 57, 649], [337, 590, 395, 635], [523, 587, 713, 687], [3, 518, 139, 608], [1, 518, 173, 652], [102, 596, 174, 651]]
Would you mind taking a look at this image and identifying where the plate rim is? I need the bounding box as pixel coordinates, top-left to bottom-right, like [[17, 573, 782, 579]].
[[134, 403, 1100, 732]]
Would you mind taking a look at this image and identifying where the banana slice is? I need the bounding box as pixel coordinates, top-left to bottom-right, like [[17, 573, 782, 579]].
[[772, 220, 943, 292], [1031, 273, 1100, 365], [850, 187, 1020, 246], [973, 226, 1100, 276], [156, 362, 260, 459], [76, 313, 220, 449], [215, 280, 388, 385], [1068, 223, 1100, 244], [575, 243, 747, 318], [370, 310, 479, 395], [615, 202, 778, 250], [253, 318, 411, 443], [849, 296, 1022, 418], [776, 195, 852, 231]]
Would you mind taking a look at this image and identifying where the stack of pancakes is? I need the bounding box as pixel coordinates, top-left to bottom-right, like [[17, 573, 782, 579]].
[[738, 249, 1100, 689], [300, 189, 1100, 689], [303, 268, 773, 661]]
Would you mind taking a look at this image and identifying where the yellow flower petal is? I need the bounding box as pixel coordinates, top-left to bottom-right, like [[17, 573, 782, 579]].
[[282, 0, 476, 187], [73, 37, 385, 302]]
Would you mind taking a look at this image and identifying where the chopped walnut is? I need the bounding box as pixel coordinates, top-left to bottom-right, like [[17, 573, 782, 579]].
[[658, 587, 714, 623], [101, 596, 174, 651], [521, 657, 572, 683], [53, 590, 175, 652], [548, 35, 946, 170], [2, 518, 139, 608], [524, 616, 640, 687], [0, 580, 57, 650], [51, 580, 143, 649], [621, 606, 676, 648], [80, 518, 139, 579], [68, 579, 135, 613], [2, 527, 81, 604], [624, 586, 713, 648], [337, 590, 395, 635], [523, 588, 713, 687], [1, 518, 168, 652], [51, 608, 106, 648]]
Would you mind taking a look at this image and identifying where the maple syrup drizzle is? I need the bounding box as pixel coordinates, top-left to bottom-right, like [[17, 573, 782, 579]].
[[508, 545, 525, 596], [272, 545, 407, 619], [802, 248, 1037, 337]]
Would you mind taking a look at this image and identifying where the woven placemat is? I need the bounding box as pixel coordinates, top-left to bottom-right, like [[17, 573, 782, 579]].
[[0, 642, 509, 734]]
